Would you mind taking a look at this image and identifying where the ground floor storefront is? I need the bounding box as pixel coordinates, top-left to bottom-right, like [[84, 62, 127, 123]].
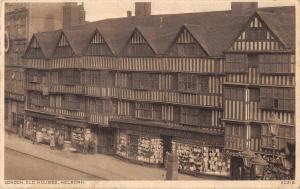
[[111, 119, 230, 177]]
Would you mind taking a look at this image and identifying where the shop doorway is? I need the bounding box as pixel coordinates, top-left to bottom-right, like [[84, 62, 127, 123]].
[[162, 135, 172, 164], [230, 156, 244, 180], [97, 128, 116, 154], [127, 134, 139, 159]]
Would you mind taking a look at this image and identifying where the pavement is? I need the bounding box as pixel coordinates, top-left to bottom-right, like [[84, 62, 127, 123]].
[[5, 132, 206, 180], [5, 148, 100, 180]]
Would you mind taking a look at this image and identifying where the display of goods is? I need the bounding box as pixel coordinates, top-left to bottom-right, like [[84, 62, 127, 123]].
[[116, 132, 127, 157], [116, 132, 163, 164], [36, 131, 43, 143], [173, 141, 230, 176]]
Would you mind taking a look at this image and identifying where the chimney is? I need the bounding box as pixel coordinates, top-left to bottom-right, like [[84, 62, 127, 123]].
[[231, 2, 258, 15], [135, 2, 151, 17], [127, 11, 132, 17], [63, 3, 86, 29]]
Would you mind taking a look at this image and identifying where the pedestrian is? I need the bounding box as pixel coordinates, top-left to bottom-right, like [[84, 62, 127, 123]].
[[50, 134, 55, 150], [31, 127, 36, 145], [18, 123, 23, 138], [89, 135, 95, 154], [54, 129, 59, 149], [83, 138, 89, 154], [78, 138, 83, 153], [58, 134, 64, 150]]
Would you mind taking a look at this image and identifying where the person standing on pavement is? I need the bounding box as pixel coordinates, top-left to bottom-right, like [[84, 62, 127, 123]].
[[18, 123, 23, 138], [50, 133, 55, 150], [83, 138, 89, 154], [54, 129, 59, 149], [58, 134, 64, 150], [89, 135, 96, 154], [31, 126, 36, 145]]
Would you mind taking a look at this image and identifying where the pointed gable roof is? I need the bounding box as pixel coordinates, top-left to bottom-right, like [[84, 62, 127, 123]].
[[25, 6, 294, 59], [256, 7, 295, 50], [24, 34, 46, 58], [33, 30, 61, 59], [121, 27, 157, 55], [85, 28, 114, 55], [168, 24, 210, 55]]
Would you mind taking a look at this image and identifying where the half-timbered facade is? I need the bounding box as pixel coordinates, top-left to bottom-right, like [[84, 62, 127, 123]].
[[22, 3, 295, 178], [5, 3, 86, 133]]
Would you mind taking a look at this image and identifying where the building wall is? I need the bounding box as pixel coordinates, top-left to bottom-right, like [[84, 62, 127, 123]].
[[5, 3, 86, 131]]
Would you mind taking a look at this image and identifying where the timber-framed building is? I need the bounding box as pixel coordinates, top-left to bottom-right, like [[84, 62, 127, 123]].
[[22, 2, 295, 177]]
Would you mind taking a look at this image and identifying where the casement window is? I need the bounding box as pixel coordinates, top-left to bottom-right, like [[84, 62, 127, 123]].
[[62, 95, 80, 111], [248, 54, 259, 68], [136, 103, 162, 120], [29, 92, 40, 105], [89, 99, 117, 115], [262, 125, 295, 149], [59, 69, 81, 85], [251, 125, 261, 138], [225, 124, 246, 150], [85, 70, 113, 87], [29, 92, 49, 107], [179, 74, 197, 91], [178, 74, 209, 93], [128, 73, 159, 90], [27, 71, 44, 83], [260, 87, 295, 111], [258, 54, 292, 74], [223, 87, 245, 101], [225, 54, 248, 73], [170, 74, 178, 91], [250, 88, 260, 101], [173, 106, 181, 123], [180, 107, 211, 127], [129, 102, 135, 117], [245, 28, 267, 41]]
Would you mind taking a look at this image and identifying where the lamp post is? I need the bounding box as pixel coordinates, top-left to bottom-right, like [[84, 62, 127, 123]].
[[241, 148, 256, 180], [251, 154, 268, 179], [268, 113, 281, 149]]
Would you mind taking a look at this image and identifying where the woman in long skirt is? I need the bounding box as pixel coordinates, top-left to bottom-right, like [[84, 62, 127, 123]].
[[50, 134, 55, 150]]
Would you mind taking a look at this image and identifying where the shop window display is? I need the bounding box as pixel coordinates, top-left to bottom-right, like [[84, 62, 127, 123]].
[[116, 130, 164, 165], [172, 140, 230, 176]]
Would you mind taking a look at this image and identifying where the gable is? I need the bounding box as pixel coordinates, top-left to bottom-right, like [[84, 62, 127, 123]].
[[53, 33, 75, 58], [130, 31, 146, 44], [168, 27, 207, 57], [86, 31, 113, 56], [176, 28, 196, 44], [228, 15, 286, 52], [121, 30, 155, 56], [24, 36, 45, 59]]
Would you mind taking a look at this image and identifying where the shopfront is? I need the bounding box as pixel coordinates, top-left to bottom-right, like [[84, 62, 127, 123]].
[[172, 138, 230, 176], [110, 119, 229, 176], [116, 129, 164, 165]]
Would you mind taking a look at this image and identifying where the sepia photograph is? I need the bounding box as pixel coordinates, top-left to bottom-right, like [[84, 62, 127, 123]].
[[2, 0, 298, 188]]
